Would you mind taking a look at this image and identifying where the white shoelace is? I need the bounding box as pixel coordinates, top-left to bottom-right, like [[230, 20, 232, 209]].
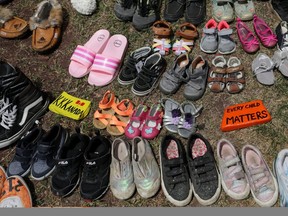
[[0, 98, 17, 130]]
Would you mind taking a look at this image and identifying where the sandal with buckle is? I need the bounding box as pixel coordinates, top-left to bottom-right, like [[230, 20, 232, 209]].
[[226, 57, 245, 94], [172, 22, 198, 56], [161, 98, 182, 133], [152, 20, 172, 56], [208, 56, 227, 93], [93, 90, 119, 129], [107, 99, 134, 136]]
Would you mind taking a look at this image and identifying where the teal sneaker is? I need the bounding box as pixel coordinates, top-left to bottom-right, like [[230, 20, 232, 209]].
[[212, 0, 234, 23], [234, 0, 255, 21]]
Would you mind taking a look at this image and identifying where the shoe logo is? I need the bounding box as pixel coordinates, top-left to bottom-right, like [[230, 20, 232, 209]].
[[58, 161, 68, 165], [19, 96, 43, 126], [97, 34, 106, 42], [86, 161, 96, 165], [1, 177, 23, 197], [75, 100, 85, 106], [114, 40, 122, 48]]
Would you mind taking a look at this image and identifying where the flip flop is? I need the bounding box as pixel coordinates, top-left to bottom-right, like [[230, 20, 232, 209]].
[[93, 90, 119, 129], [0, 6, 29, 39], [69, 29, 110, 78], [88, 34, 128, 87]]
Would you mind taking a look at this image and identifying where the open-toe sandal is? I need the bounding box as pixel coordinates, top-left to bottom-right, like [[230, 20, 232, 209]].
[[161, 98, 181, 133], [208, 56, 227, 93], [226, 57, 245, 94], [107, 99, 134, 136], [152, 20, 172, 56], [172, 22, 198, 56], [93, 90, 119, 130]]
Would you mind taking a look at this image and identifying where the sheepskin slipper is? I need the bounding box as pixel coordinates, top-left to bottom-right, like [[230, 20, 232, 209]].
[[71, 0, 97, 15]]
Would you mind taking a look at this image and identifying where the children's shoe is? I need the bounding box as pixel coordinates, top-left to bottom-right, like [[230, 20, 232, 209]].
[[187, 133, 221, 206], [272, 50, 288, 78], [216, 139, 250, 200], [185, 0, 206, 25], [131, 53, 166, 96], [114, 0, 137, 21], [71, 0, 97, 15], [159, 53, 190, 95], [118, 47, 153, 85], [253, 15, 277, 48], [236, 18, 259, 53], [242, 145, 278, 207], [132, 137, 160, 198], [0, 176, 32, 208], [200, 19, 218, 54], [211, 0, 234, 23], [161, 98, 182, 133], [226, 57, 245, 94], [152, 20, 172, 56], [274, 149, 288, 207], [207, 56, 227, 93], [110, 138, 135, 200], [125, 104, 149, 139], [234, 0, 255, 21], [160, 135, 192, 206], [163, 0, 186, 22], [217, 20, 236, 54], [141, 103, 163, 140], [0, 166, 6, 195], [275, 21, 288, 51]]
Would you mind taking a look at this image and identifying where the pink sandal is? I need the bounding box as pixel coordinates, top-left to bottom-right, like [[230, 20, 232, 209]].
[[253, 15, 277, 48], [236, 18, 259, 53]]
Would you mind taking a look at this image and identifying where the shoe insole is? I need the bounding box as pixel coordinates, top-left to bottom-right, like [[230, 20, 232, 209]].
[[117, 141, 128, 161], [246, 150, 261, 168], [283, 156, 288, 176], [166, 140, 179, 159], [239, 28, 253, 42], [192, 138, 207, 159]]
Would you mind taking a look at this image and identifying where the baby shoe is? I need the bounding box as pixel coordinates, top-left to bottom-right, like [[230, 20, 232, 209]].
[[217, 20, 236, 54], [200, 19, 218, 54], [212, 0, 234, 23], [152, 20, 172, 56], [234, 0, 255, 21]]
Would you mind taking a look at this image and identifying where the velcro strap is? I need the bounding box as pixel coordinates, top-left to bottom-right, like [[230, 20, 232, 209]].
[[163, 158, 184, 166], [207, 76, 226, 82], [211, 66, 227, 74], [203, 28, 216, 34], [152, 21, 172, 37], [175, 23, 198, 40], [218, 29, 233, 36], [164, 72, 182, 83], [91, 54, 120, 75], [70, 45, 95, 68], [226, 77, 245, 84], [226, 65, 244, 73]]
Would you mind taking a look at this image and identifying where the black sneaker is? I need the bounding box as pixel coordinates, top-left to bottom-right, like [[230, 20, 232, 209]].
[[0, 80, 49, 149], [160, 135, 192, 206], [132, 0, 161, 31], [118, 47, 153, 85], [163, 0, 186, 22], [31, 124, 69, 180], [131, 53, 166, 96], [51, 129, 90, 197], [114, 0, 137, 21], [7, 127, 45, 177], [276, 21, 288, 51], [185, 0, 206, 25], [186, 133, 221, 206], [271, 0, 288, 22], [0, 61, 21, 94], [80, 134, 111, 200]]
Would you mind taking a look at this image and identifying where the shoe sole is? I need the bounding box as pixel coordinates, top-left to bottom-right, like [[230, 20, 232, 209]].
[[218, 45, 237, 55], [30, 165, 56, 181], [117, 75, 136, 86], [81, 185, 110, 201], [0, 97, 50, 149], [110, 183, 136, 200], [200, 43, 218, 54], [159, 145, 193, 206]]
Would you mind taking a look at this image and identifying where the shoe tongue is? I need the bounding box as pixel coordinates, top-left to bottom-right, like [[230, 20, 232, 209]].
[[224, 155, 234, 162], [281, 25, 288, 34]]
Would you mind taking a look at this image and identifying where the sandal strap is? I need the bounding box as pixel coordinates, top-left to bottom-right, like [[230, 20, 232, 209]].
[[99, 90, 117, 110], [175, 22, 198, 40], [227, 65, 244, 74], [207, 76, 226, 83], [226, 77, 245, 84], [152, 20, 172, 37], [70, 45, 96, 68], [91, 53, 120, 75], [211, 66, 227, 74], [109, 116, 127, 133], [172, 39, 193, 55], [114, 99, 134, 116], [94, 110, 113, 126], [153, 38, 171, 55]]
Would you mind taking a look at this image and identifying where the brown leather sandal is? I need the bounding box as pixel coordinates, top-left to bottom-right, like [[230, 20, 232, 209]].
[[208, 56, 227, 93], [29, 0, 63, 52], [172, 22, 198, 56], [226, 57, 245, 94], [152, 20, 172, 55], [0, 6, 29, 39]]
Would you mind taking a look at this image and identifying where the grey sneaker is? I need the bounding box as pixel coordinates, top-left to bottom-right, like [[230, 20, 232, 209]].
[[272, 49, 288, 78], [217, 20, 236, 54], [132, 137, 160, 198], [114, 0, 137, 21], [184, 55, 209, 101], [132, 0, 161, 31], [159, 53, 190, 95], [200, 19, 218, 54], [110, 138, 135, 200]]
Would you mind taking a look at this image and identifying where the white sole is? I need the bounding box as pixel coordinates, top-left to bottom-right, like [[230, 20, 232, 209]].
[[110, 183, 136, 200], [117, 75, 136, 86], [31, 165, 56, 181], [200, 43, 217, 54]]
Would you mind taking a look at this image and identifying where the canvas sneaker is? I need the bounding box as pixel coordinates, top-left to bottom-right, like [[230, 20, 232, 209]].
[[114, 0, 137, 21], [51, 128, 89, 197], [242, 144, 278, 207], [275, 21, 288, 51], [274, 148, 288, 207], [31, 124, 69, 180], [110, 138, 135, 200], [187, 133, 221, 206], [160, 135, 192, 206], [0, 176, 32, 208], [132, 136, 160, 198], [118, 47, 153, 85], [216, 138, 250, 200], [0, 61, 21, 96], [132, 53, 167, 96], [80, 134, 111, 200], [163, 0, 186, 22], [7, 127, 45, 177]]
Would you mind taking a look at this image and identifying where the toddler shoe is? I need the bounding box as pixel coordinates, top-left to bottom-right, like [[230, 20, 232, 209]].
[[217, 20, 236, 54], [207, 56, 227, 93], [161, 98, 181, 133], [152, 20, 172, 56], [200, 19, 218, 54], [226, 57, 245, 94], [163, 0, 185, 22], [275, 21, 288, 51], [234, 0, 255, 21], [272, 49, 288, 77], [185, 0, 206, 25], [71, 0, 97, 15], [211, 0, 234, 23]]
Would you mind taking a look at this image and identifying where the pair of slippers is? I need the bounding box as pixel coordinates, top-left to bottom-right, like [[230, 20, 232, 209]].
[[69, 29, 128, 87], [0, 0, 63, 52]]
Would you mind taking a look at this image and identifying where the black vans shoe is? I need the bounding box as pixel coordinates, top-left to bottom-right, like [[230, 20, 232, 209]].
[[80, 134, 111, 200], [271, 0, 288, 22], [114, 0, 137, 21], [0, 61, 21, 94], [51, 129, 89, 197], [185, 0, 206, 25], [163, 0, 186, 22]]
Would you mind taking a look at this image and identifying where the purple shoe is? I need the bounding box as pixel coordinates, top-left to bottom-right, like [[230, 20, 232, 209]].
[[236, 18, 259, 53], [253, 15, 277, 48]]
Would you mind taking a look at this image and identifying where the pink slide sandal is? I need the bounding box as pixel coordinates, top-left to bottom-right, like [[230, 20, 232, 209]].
[[69, 29, 110, 78], [88, 34, 128, 86]]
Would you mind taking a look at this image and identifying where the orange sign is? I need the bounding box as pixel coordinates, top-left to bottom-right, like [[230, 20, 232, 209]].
[[221, 100, 271, 132]]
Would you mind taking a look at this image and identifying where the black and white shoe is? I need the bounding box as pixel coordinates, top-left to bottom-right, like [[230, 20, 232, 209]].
[[0, 61, 21, 95], [276, 21, 288, 51], [80, 134, 111, 200], [51, 128, 89, 197], [186, 133, 221, 206], [131, 53, 166, 96], [31, 124, 69, 180], [159, 135, 192, 206]]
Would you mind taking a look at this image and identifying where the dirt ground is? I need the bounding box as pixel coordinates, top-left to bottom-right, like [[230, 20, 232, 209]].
[[0, 0, 287, 207]]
